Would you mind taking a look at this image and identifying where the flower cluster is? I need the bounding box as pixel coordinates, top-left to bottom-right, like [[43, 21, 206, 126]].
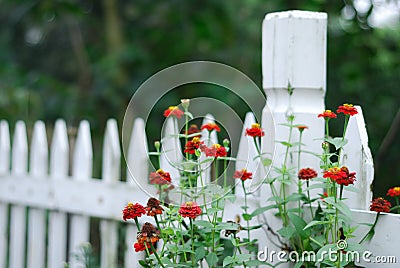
[[184, 137, 204, 155], [323, 166, 356, 186]]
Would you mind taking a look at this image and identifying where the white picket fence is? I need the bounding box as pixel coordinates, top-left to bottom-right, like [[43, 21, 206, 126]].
[[1, 10, 400, 268]]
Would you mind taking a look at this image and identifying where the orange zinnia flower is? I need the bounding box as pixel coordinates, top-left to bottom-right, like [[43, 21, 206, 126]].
[[146, 198, 164, 216]]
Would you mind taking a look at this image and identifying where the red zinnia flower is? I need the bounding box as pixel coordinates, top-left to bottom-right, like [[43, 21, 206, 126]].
[[245, 123, 264, 137], [202, 143, 227, 158], [233, 168, 253, 181], [122, 202, 146, 221], [318, 110, 337, 119], [201, 123, 221, 132], [163, 106, 184, 119], [387, 187, 400, 197], [337, 104, 358, 116], [146, 198, 164, 216], [138, 222, 161, 244], [298, 168, 318, 180], [178, 201, 202, 219], [370, 197, 391, 213], [323, 166, 356, 186], [184, 137, 204, 154], [134, 242, 150, 252], [149, 169, 172, 185]]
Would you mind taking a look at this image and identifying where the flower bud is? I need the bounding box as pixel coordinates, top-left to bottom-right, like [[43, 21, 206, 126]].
[[223, 138, 230, 148], [181, 99, 190, 110], [154, 141, 160, 151], [322, 142, 329, 150]]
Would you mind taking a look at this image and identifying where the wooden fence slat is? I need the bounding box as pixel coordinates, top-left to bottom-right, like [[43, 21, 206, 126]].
[[27, 121, 48, 268], [125, 118, 148, 268], [69, 121, 92, 268], [160, 117, 182, 185], [9, 121, 28, 268], [235, 112, 260, 197], [199, 114, 218, 186], [48, 119, 69, 268], [342, 106, 374, 210], [100, 119, 120, 268], [0, 121, 10, 268]]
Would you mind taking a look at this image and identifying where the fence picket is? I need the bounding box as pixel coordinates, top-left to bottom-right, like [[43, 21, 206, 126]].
[[0, 121, 10, 268], [235, 112, 259, 197], [199, 114, 218, 186], [160, 117, 182, 184], [125, 118, 148, 268], [69, 121, 93, 268], [100, 119, 120, 268], [48, 119, 69, 267], [9, 121, 28, 268], [27, 121, 48, 268], [342, 106, 374, 210]]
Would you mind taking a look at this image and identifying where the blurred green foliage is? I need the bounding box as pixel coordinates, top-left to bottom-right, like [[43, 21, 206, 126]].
[[0, 0, 399, 198]]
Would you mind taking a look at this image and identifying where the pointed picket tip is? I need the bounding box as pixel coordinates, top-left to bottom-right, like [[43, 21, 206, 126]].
[[50, 119, 69, 178], [30, 121, 49, 176], [160, 117, 182, 184], [0, 120, 10, 173], [72, 120, 93, 180], [12, 121, 28, 175], [102, 119, 121, 183], [200, 114, 218, 146]]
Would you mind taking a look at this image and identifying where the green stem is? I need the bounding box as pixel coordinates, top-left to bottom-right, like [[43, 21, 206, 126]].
[[298, 131, 303, 216], [150, 243, 166, 268], [359, 212, 380, 244], [236, 245, 248, 268], [306, 181, 313, 217], [190, 218, 195, 268], [242, 180, 251, 242], [281, 117, 294, 226]]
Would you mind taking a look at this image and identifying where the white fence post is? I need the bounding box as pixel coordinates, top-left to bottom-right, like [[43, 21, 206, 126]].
[[48, 119, 69, 267], [69, 121, 93, 267], [27, 121, 48, 268], [260, 11, 327, 265], [100, 119, 120, 268], [9, 121, 28, 268], [0, 121, 10, 268]]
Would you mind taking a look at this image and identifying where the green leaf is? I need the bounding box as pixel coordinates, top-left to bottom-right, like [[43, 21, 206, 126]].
[[261, 157, 272, 166], [303, 220, 331, 230], [184, 111, 194, 119], [279, 141, 293, 147], [223, 256, 234, 267], [323, 197, 352, 221], [242, 213, 252, 220], [277, 226, 296, 238], [288, 213, 310, 239], [206, 252, 218, 267], [250, 205, 278, 217], [199, 157, 214, 165], [324, 137, 348, 150], [195, 247, 206, 261], [195, 220, 214, 228], [236, 253, 252, 262]]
